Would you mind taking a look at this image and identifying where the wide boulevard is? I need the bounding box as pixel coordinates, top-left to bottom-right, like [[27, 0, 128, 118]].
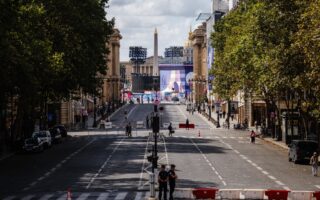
[[1, 103, 319, 199]]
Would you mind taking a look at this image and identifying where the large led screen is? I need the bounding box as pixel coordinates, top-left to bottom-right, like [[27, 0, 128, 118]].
[[159, 65, 193, 100]]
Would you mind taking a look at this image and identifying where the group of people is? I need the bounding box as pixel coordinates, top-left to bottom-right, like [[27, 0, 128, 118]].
[[158, 164, 178, 200]]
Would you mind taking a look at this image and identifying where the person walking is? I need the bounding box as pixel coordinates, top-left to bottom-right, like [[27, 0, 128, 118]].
[[168, 123, 174, 136], [126, 122, 132, 137], [146, 115, 149, 129], [158, 164, 169, 200], [310, 152, 319, 176], [250, 130, 256, 143], [186, 118, 189, 130], [168, 164, 178, 200]]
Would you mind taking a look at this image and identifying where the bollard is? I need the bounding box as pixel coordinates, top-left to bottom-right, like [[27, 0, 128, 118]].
[[149, 173, 156, 200]]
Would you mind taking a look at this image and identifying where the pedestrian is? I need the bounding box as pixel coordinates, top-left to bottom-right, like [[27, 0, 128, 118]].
[[222, 111, 226, 118], [231, 114, 234, 121], [186, 118, 189, 130], [146, 115, 149, 129], [168, 123, 174, 136], [158, 164, 169, 200], [254, 120, 258, 131], [310, 152, 319, 176], [168, 164, 178, 200], [128, 122, 132, 137], [250, 130, 256, 143], [125, 123, 129, 136], [192, 107, 194, 115]]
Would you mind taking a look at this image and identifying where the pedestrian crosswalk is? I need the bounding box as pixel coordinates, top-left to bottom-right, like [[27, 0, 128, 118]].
[[171, 135, 248, 140], [3, 191, 153, 200]]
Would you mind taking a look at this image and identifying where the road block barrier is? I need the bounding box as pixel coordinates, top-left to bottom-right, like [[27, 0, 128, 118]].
[[290, 191, 313, 200], [314, 191, 320, 200], [265, 189, 290, 200], [242, 189, 265, 199], [136, 121, 144, 128], [163, 122, 169, 128], [192, 188, 218, 199], [179, 123, 195, 129], [171, 188, 320, 199], [219, 189, 241, 199]]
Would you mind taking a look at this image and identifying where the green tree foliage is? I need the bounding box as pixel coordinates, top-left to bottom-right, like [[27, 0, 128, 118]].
[[1, 0, 114, 141]]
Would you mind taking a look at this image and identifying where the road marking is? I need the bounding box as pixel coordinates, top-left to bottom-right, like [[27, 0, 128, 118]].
[[23, 139, 95, 191], [115, 192, 127, 200], [134, 192, 143, 200], [190, 138, 227, 186], [234, 150, 240, 154], [315, 185, 320, 189], [138, 136, 151, 189], [268, 175, 276, 180], [86, 138, 124, 189], [76, 193, 90, 200], [262, 171, 269, 175], [21, 195, 35, 200], [276, 180, 285, 186], [97, 193, 109, 200], [161, 135, 169, 165], [283, 186, 291, 190], [56, 194, 67, 200], [39, 194, 54, 200], [3, 196, 15, 200], [256, 166, 263, 171]]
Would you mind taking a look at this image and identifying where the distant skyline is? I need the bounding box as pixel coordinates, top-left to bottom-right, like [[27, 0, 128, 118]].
[[108, 0, 211, 61]]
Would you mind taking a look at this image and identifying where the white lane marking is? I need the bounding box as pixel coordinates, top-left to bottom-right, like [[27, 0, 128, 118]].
[[161, 135, 169, 165], [56, 194, 67, 200], [97, 193, 109, 200], [262, 171, 269, 175], [23, 139, 95, 191], [39, 194, 54, 200], [256, 166, 263, 171], [21, 195, 35, 200], [76, 193, 90, 200], [190, 138, 227, 186], [315, 185, 320, 189], [138, 135, 151, 189], [134, 192, 143, 200], [115, 192, 127, 200], [3, 196, 16, 200], [86, 138, 124, 189], [268, 175, 276, 180], [283, 186, 290, 190], [276, 180, 285, 186], [234, 150, 240, 154]]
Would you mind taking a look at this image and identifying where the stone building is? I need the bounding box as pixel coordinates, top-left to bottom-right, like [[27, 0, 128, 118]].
[[189, 22, 208, 104], [102, 29, 122, 104]]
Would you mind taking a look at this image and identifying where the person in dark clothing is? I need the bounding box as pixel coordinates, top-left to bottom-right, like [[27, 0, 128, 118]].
[[168, 164, 178, 200], [158, 165, 169, 200], [168, 123, 174, 136], [186, 118, 189, 130], [146, 115, 149, 129]]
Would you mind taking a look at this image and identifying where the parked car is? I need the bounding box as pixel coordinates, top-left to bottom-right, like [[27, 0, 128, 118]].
[[52, 125, 67, 137], [32, 131, 52, 148], [22, 137, 44, 153], [49, 127, 62, 143], [288, 140, 318, 164]]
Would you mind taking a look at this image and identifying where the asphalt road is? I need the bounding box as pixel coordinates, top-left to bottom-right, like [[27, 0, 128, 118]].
[[1, 103, 319, 199]]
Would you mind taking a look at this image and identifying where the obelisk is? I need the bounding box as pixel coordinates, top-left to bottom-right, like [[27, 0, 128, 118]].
[[153, 28, 159, 76]]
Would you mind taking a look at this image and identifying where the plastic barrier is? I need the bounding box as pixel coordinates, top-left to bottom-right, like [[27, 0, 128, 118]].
[[105, 122, 112, 129], [242, 189, 265, 199], [314, 191, 320, 200], [290, 191, 313, 200], [163, 122, 170, 128], [172, 122, 179, 129], [179, 123, 195, 129], [136, 121, 144, 128], [174, 188, 194, 199], [265, 189, 290, 200], [192, 188, 218, 199], [219, 189, 241, 199]]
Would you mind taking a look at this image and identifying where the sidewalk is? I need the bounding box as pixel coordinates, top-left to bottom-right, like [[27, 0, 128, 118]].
[[194, 105, 289, 151]]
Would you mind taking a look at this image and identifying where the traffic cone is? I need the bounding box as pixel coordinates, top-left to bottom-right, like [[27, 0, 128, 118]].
[[198, 130, 201, 137], [67, 187, 72, 200]]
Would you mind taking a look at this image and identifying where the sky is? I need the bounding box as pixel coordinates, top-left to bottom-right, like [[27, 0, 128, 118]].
[[107, 0, 212, 61]]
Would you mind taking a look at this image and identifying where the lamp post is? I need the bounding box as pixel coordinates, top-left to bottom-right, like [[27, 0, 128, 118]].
[[93, 96, 97, 127]]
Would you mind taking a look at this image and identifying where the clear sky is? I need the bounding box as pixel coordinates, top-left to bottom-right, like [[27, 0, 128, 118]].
[[107, 0, 211, 61]]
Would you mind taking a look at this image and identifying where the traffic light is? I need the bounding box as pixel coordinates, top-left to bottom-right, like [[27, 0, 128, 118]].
[[152, 115, 159, 133]]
